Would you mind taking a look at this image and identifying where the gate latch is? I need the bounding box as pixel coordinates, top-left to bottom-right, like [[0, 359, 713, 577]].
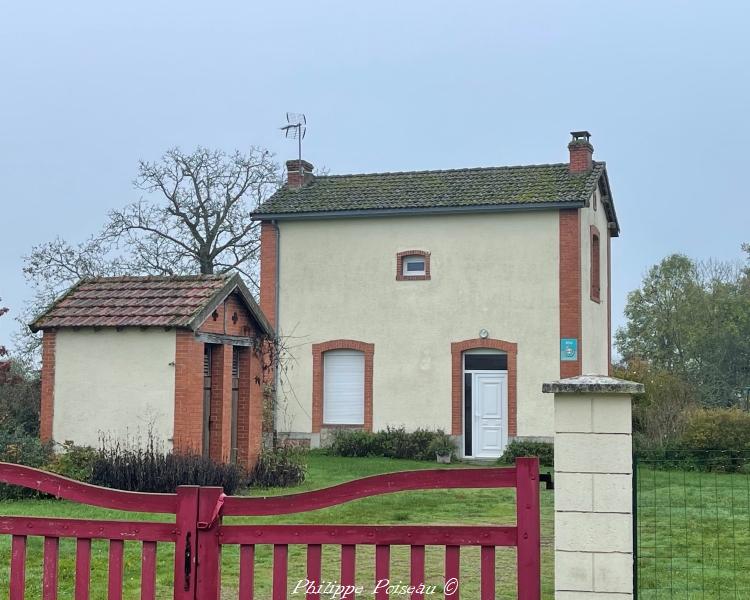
[[539, 472, 554, 490], [197, 493, 226, 530], [183, 532, 192, 591]]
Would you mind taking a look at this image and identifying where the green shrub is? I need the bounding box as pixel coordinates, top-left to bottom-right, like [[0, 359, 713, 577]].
[[0, 360, 41, 436], [46, 442, 98, 482], [664, 408, 750, 472], [328, 426, 450, 461], [0, 429, 54, 499], [248, 446, 307, 487], [329, 429, 380, 457], [498, 440, 554, 467], [427, 432, 457, 458]]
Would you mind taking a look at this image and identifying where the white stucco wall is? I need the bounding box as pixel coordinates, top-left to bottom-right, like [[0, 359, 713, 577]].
[[52, 329, 177, 448], [276, 211, 561, 439], [580, 190, 611, 375]]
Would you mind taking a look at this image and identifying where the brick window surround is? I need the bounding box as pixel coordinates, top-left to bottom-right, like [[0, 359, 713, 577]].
[[396, 250, 431, 281], [590, 225, 601, 303], [451, 338, 517, 438], [312, 339, 374, 433]]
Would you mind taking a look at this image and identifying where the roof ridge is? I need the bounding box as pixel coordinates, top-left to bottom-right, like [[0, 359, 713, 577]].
[[82, 274, 232, 283], [310, 161, 604, 180]]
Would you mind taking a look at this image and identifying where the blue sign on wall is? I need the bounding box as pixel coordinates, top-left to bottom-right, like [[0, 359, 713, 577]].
[[560, 338, 578, 361]]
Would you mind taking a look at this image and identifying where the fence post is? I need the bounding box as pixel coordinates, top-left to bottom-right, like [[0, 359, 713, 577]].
[[515, 457, 541, 600], [543, 375, 644, 600], [195, 487, 225, 600], [174, 486, 200, 600]]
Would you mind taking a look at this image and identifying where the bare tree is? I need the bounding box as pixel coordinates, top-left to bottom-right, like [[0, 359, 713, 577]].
[[18, 146, 281, 363], [107, 147, 279, 280]]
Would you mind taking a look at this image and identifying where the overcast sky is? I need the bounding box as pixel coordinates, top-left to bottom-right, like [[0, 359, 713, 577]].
[[1, 1, 749, 351]]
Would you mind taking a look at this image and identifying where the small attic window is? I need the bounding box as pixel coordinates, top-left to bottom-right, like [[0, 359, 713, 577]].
[[396, 250, 431, 281], [403, 256, 425, 276]]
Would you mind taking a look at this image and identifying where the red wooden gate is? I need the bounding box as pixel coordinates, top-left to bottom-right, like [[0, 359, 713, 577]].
[[0, 457, 540, 599]]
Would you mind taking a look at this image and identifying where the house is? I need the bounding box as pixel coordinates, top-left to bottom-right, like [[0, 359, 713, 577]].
[[253, 131, 619, 458], [30, 273, 273, 466]]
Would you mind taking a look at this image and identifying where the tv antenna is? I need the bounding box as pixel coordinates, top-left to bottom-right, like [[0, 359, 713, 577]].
[[280, 112, 307, 174]]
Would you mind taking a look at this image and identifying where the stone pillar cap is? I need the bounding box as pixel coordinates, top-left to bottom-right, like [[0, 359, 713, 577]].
[[542, 374, 644, 394]]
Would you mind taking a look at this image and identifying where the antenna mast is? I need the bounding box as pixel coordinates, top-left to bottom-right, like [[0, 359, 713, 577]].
[[280, 112, 307, 176]]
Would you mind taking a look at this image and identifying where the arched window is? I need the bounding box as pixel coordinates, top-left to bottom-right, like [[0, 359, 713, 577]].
[[396, 250, 431, 281]]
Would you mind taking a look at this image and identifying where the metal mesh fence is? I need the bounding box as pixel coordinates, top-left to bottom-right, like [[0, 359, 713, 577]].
[[635, 450, 750, 599]]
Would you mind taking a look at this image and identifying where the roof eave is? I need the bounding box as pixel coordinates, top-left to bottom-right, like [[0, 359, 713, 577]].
[[252, 201, 587, 221], [28, 279, 89, 333], [599, 168, 620, 236]]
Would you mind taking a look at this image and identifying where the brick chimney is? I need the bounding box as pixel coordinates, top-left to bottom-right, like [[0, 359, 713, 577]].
[[568, 131, 593, 173], [286, 159, 314, 188]]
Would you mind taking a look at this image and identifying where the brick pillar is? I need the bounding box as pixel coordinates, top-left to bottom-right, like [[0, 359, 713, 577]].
[[259, 221, 278, 329], [39, 330, 56, 442], [543, 375, 643, 599], [209, 344, 233, 463], [173, 331, 205, 454], [236, 347, 263, 468]]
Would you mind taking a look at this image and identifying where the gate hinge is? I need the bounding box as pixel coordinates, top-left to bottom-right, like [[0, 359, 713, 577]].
[[539, 472, 554, 490]]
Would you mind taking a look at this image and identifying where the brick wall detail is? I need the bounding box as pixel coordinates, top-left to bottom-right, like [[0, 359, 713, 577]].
[[198, 292, 258, 336], [236, 346, 263, 468], [173, 330, 205, 453], [450, 338, 517, 437], [39, 330, 56, 442], [209, 344, 233, 463], [260, 221, 278, 329], [559, 209, 582, 378], [311, 340, 374, 433]]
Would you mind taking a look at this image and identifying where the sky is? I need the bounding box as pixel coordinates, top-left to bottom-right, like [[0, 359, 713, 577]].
[[1, 1, 749, 352]]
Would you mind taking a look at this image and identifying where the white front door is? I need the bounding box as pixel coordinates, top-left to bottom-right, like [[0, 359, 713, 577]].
[[472, 372, 508, 458]]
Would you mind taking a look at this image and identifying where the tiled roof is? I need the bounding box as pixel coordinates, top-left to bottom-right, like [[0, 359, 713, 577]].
[[29, 274, 272, 334], [255, 162, 606, 216]]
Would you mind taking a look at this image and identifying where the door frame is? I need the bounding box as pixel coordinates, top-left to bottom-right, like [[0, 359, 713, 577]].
[[451, 338, 518, 446]]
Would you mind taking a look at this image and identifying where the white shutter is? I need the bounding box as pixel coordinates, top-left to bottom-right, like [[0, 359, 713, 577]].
[[323, 350, 365, 425]]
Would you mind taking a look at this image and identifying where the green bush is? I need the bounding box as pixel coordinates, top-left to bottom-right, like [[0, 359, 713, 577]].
[[46, 442, 98, 482], [427, 432, 457, 457], [0, 429, 54, 499], [248, 446, 307, 487], [0, 360, 41, 436], [670, 408, 750, 472], [498, 440, 554, 467], [328, 426, 451, 461], [328, 429, 379, 457], [681, 408, 750, 451]]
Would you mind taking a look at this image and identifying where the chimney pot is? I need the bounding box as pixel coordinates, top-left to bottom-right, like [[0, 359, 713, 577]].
[[286, 159, 314, 188], [568, 130, 594, 173]]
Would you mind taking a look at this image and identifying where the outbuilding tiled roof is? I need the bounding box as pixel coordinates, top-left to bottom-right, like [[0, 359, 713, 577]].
[[255, 162, 606, 217], [29, 274, 273, 334]]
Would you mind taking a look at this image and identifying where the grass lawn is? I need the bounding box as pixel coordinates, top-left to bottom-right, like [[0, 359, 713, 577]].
[[0, 453, 555, 599], [636, 465, 750, 599]]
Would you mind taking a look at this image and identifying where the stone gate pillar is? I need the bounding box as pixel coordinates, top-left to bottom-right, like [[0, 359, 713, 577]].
[[542, 375, 644, 600]]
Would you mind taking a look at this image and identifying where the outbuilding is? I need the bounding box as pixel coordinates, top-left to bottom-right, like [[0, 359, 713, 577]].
[[30, 273, 273, 466]]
